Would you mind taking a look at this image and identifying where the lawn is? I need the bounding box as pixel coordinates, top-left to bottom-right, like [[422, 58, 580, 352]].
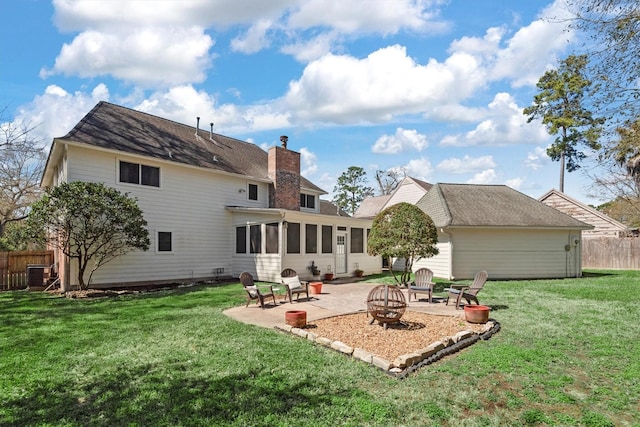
[[1, 270, 638, 426]]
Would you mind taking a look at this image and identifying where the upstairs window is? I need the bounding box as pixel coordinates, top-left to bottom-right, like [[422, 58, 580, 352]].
[[300, 193, 315, 209], [119, 161, 160, 187], [248, 183, 258, 201]]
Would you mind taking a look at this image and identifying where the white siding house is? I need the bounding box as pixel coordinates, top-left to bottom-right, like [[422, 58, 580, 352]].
[[356, 180, 592, 280], [41, 102, 380, 289]]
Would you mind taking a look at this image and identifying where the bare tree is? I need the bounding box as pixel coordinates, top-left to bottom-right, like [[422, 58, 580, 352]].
[[0, 111, 46, 238], [374, 167, 406, 196]]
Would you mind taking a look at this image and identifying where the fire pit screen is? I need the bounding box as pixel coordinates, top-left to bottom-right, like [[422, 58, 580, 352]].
[[366, 284, 407, 329]]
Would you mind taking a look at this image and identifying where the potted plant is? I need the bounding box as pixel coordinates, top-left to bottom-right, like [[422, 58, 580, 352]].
[[307, 261, 321, 280], [324, 265, 334, 281], [354, 269, 364, 277]]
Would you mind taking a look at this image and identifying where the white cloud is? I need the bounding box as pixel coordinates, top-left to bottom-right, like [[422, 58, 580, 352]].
[[287, 0, 448, 35], [504, 177, 524, 189], [524, 146, 551, 170], [299, 147, 318, 176], [284, 45, 484, 124], [52, 0, 293, 30], [231, 19, 273, 54], [13, 84, 110, 147], [42, 27, 214, 87], [439, 92, 548, 147], [436, 155, 496, 174], [372, 128, 428, 154], [467, 169, 497, 184], [281, 32, 341, 63], [403, 157, 433, 182]]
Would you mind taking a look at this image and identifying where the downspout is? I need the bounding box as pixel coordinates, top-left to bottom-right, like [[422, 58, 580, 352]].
[[279, 211, 287, 277]]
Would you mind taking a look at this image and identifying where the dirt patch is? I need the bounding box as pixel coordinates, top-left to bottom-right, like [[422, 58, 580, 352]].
[[306, 311, 488, 361]]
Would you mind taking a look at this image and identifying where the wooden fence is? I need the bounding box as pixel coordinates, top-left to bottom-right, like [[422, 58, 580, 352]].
[[582, 237, 640, 270], [0, 250, 55, 290]]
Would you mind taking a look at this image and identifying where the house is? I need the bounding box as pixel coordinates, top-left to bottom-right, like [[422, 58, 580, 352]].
[[354, 176, 432, 218], [538, 189, 629, 238], [41, 101, 381, 289], [356, 181, 593, 280]]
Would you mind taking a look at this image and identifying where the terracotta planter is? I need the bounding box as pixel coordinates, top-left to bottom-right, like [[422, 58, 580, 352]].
[[464, 305, 490, 324], [285, 310, 307, 328], [324, 273, 334, 281], [309, 281, 323, 294]]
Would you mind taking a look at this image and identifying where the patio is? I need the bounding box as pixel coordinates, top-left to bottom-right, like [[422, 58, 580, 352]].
[[223, 281, 466, 329]]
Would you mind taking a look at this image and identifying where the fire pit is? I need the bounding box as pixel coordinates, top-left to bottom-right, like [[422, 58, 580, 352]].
[[366, 284, 407, 329]]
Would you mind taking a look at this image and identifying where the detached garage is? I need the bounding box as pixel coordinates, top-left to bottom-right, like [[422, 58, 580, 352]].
[[413, 184, 593, 280]]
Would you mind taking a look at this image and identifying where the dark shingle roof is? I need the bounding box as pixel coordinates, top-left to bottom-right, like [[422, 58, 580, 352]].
[[319, 200, 350, 216], [55, 101, 325, 193], [416, 183, 592, 229], [353, 195, 391, 218]]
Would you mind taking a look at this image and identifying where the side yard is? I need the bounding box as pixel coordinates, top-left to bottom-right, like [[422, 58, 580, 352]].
[[0, 271, 638, 426]]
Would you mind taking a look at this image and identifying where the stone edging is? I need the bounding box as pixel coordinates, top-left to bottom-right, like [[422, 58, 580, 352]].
[[275, 318, 501, 378]]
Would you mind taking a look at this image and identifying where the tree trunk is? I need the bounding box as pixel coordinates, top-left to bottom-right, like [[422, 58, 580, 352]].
[[559, 152, 565, 193]]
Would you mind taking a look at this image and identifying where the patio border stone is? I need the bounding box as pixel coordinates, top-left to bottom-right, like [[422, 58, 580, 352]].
[[275, 316, 501, 378]]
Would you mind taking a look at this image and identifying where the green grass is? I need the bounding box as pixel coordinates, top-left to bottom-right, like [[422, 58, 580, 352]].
[[1, 271, 639, 426]]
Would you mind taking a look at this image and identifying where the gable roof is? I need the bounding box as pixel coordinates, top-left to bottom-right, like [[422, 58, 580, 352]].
[[416, 183, 592, 229], [319, 199, 350, 217], [353, 194, 391, 218], [538, 189, 628, 233], [44, 101, 325, 193]]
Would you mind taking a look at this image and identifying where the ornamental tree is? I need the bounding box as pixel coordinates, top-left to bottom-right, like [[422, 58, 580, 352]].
[[367, 202, 438, 286], [26, 181, 150, 290]]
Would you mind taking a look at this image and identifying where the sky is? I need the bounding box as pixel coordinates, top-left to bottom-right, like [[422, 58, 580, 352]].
[[0, 0, 607, 206]]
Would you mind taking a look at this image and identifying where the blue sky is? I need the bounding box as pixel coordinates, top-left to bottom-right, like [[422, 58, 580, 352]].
[[0, 0, 604, 205]]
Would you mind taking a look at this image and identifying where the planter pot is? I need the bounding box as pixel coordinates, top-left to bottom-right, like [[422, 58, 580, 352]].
[[309, 281, 323, 295], [355, 271, 364, 277], [324, 273, 334, 281], [464, 305, 490, 324], [285, 310, 307, 328]]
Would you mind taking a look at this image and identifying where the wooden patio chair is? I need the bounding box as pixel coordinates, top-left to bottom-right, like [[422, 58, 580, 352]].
[[280, 268, 310, 303], [407, 268, 435, 303], [239, 271, 276, 309], [446, 270, 488, 309]]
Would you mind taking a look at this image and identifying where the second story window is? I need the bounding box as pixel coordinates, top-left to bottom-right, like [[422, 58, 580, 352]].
[[300, 193, 315, 209], [119, 161, 160, 187], [248, 183, 258, 200]]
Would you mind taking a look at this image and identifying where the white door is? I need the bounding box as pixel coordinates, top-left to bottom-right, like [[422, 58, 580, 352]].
[[336, 231, 347, 274]]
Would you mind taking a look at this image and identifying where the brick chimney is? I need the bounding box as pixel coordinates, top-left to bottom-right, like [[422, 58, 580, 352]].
[[268, 136, 300, 210]]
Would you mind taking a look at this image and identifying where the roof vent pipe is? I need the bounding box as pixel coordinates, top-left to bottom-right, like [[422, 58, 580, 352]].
[[210, 123, 214, 139], [195, 117, 200, 135]]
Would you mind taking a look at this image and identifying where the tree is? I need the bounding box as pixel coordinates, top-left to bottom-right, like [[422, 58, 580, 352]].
[[374, 167, 406, 196], [26, 182, 150, 290], [523, 55, 604, 192], [564, 1, 640, 123], [332, 166, 374, 216], [367, 202, 438, 286], [0, 112, 46, 238]]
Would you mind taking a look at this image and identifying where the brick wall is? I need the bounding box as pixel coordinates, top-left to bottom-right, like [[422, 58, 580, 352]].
[[268, 145, 301, 210]]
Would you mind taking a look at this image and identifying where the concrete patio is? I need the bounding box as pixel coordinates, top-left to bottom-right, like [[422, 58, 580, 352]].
[[223, 281, 465, 328]]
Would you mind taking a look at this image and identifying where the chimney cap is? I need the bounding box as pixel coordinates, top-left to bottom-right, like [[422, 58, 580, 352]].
[[280, 135, 288, 149]]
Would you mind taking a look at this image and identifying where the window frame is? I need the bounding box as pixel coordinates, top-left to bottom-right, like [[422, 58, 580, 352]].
[[157, 231, 173, 253], [248, 183, 258, 201], [119, 160, 160, 188]]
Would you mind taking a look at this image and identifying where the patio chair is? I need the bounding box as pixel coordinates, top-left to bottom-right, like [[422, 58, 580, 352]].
[[407, 268, 435, 303], [280, 268, 310, 303], [446, 270, 488, 309], [240, 271, 276, 309]]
